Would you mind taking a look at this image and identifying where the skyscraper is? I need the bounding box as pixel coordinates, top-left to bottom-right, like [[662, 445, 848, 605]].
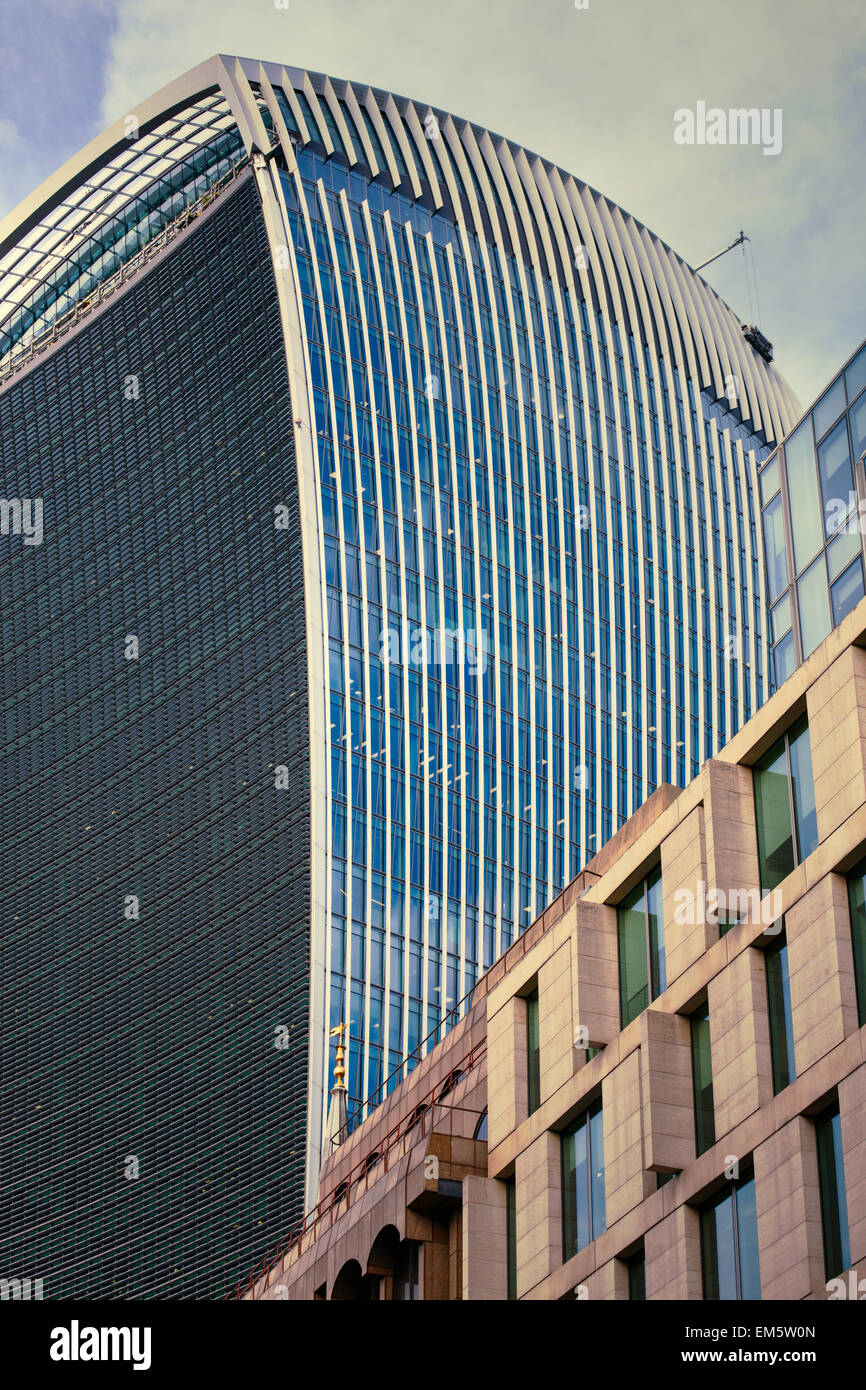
[[0, 54, 798, 1298]]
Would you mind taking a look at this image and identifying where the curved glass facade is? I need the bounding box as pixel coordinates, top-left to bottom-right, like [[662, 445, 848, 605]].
[[0, 56, 800, 1293], [258, 69, 798, 1158]]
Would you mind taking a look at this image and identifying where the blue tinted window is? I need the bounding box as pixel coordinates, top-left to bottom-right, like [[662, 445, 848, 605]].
[[784, 421, 823, 573], [816, 1105, 851, 1279], [766, 935, 795, 1093], [797, 555, 831, 657], [759, 455, 780, 504], [814, 376, 846, 440], [831, 558, 864, 626], [701, 1175, 761, 1299], [826, 525, 860, 582], [562, 1098, 605, 1258], [762, 494, 788, 603], [818, 419, 854, 538], [789, 716, 818, 861], [845, 343, 866, 403], [850, 393, 866, 463], [753, 715, 817, 891], [774, 632, 795, 685], [770, 592, 792, 642]]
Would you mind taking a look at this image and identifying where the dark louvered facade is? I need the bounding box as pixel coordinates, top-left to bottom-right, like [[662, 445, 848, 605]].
[[0, 174, 309, 1298]]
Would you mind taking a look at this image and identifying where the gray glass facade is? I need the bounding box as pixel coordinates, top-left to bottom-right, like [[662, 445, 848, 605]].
[[0, 175, 309, 1297]]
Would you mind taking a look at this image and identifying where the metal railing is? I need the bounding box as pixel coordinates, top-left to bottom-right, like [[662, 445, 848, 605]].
[[343, 986, 479, 1132], [0, 155, 251, 390], [227, 1035, 487, 1300], [338, 899, 570, 1134]]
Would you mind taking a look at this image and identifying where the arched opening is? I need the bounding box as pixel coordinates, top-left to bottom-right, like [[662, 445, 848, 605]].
[[361, 1149, 381, 1177], [330, 1259, 363, 1301], [404, 1099, 431, 1135], [366, 1223, 401, 1300], [437, 1067, 464, 1101]]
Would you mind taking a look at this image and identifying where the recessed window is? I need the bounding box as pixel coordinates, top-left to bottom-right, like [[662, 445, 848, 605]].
[[846, 859, 866, 1027], [700, 1173, 761, 1300], [690, 1003, 716, 1156], [394, 1241, 420, 1301], [437, 1067, 464, 1101], [753, 715, 818, 892], [617, 864, 665, 1028], [505, 1177, 517, 1301], [816, 1102, 851, 1279], [627, 1247, 646, 1301], [526, 988, 540, 1114], [404, 1100, 431, 1134], [562, 1098, 606, 1260], [765, 932, 796, 1094]]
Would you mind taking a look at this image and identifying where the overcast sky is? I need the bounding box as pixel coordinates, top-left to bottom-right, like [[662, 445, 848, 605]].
[[1, 0, 863, 409]]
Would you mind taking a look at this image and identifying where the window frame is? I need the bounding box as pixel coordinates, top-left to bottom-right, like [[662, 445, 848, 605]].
[[627, 1247, 646, 1301], [690, 1001, 716, 1157], [505, 1176, 517, 1300], [561, 1096, 606, 1261], [815, 1101, 851, 1280], [764, 930, 796, 1094], [845, 858, 866, 1028], [699, 1171, 761, 1301], [753, 714, 817, 892], [525, 987, 541, 1115], [617, 863, 665, 1028]]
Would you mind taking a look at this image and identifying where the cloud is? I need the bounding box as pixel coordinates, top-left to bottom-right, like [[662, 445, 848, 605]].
[[6, 0, 865, 402], [0, 0, 118, 226]]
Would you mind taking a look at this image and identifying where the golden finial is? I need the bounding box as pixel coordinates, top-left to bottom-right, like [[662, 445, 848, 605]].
[[329, 1021, 348, 1091]]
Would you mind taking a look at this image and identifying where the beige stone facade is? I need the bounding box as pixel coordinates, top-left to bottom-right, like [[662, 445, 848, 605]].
[[240, 601, 866, 1301]]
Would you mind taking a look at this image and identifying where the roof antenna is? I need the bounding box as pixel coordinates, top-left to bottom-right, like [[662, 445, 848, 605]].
[[694, 227, 749, 272]]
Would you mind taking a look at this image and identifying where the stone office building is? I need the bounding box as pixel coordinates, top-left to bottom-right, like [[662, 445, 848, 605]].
[[239, 594, 866, 1300]]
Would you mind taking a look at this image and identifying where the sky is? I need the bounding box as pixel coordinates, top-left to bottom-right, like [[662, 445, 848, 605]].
[[1, 0, 863, 409]]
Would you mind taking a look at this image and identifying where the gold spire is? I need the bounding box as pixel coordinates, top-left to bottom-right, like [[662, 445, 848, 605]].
[[329, 1021, 348, 1092]]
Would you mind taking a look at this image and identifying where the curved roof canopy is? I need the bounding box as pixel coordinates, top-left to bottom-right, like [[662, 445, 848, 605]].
[[0, 53, 799, 435]]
